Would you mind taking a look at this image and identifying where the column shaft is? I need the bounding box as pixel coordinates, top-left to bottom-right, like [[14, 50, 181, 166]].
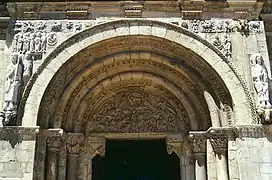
[[67, 155, 79, 180], [215, 151, 229, 180], [46, 150, 58, 180], [195, 155, 207, 180]]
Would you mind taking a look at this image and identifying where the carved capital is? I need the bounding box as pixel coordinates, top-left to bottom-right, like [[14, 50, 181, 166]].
[[66, 133, 85, 156], [209, 136, 228, 153], [47, 137, 62, 152], [188, 131, 207, 155]]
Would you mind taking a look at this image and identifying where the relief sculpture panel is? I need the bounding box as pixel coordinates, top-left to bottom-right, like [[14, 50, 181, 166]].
[[87, 91, 186, 133]]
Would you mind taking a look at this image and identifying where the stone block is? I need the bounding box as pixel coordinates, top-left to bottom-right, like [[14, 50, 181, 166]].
[[151, 26, 167, 38], [2, 163, 23, 178]]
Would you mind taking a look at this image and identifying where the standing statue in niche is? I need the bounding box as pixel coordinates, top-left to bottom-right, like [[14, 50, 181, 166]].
[[250, 53, 272, 123], [0, 52, 23, 126]]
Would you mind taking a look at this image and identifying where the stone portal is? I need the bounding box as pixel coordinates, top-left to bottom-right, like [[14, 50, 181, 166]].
[[92, 139, 180, 180]]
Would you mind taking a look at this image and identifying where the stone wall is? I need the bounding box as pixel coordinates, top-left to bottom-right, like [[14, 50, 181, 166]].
[[234, 125, 272, 180], [0, 127, 38, 180]]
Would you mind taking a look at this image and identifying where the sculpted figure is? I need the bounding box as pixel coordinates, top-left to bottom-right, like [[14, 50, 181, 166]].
[[12, 34, 19, 52], [1, 52, 23, 125], [22, 32, 30, 53], [51, 22, 62, 32], [222, 34, 231, 58], [30, 33, 35, 52], [34, 32, 42, 52], [22, 52, 33, 89], [212, 35, 223, 50], [41, 33, 47, 52], [17, 34, 24, 53], [251, 53, 272, 123]]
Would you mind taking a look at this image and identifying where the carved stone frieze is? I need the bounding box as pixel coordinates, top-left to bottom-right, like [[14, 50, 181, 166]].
[[212, 33, 232, 58], [188, 19, 262, 33]]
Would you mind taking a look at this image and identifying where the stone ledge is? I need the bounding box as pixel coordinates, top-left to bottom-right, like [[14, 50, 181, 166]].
[[0, 126, 39, 135]]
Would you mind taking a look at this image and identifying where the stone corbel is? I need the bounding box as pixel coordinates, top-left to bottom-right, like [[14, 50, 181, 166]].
[[89, 136, 106, 158], [166, 135, 183, 157]]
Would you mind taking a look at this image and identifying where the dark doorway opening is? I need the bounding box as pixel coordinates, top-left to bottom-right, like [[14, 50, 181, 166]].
[[92, 139, 180, 180]]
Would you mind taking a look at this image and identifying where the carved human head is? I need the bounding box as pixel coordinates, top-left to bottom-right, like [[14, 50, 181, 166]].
[[25, 52, 32, 60], [10, 52, 18, 64], [255, 53, 263, 65]]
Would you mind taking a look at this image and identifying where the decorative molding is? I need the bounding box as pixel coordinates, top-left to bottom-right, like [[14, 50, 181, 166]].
[[0, 126, 39, 135]]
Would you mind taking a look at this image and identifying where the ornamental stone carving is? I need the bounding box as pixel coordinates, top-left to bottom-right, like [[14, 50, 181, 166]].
[[209, 136, 228, 153], [188, 132, 207, 155], [66, 133, 84, 156], [212, 34, 232, 58], [250, 53, 272, 124], [87, 91, 186, 133], [47, 137, 62, 152], [189, 19, 261, 33]]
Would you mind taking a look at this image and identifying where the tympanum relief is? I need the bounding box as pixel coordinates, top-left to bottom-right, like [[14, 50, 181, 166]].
[[87, 91, 188, 133]]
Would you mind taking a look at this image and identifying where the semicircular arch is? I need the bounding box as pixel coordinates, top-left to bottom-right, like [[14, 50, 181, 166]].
[[19, 19, 256, 128]]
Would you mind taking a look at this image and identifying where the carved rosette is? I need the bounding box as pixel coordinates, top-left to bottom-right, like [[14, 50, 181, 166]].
[[188, 132, 207, 155], [66, 133, 85, 156], [47, 137, 62, 152], [209, 136, 228, 153]]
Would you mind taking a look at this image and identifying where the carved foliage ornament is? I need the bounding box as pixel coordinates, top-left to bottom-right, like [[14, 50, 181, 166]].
[[87, 91, 186, 133]]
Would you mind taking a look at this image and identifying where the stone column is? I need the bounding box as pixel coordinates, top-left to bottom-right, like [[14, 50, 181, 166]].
[[66, 133, 84, 180], [210, 136, 229, 180], [189, 132, 207, 180], [46, 137, 62, 180]]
